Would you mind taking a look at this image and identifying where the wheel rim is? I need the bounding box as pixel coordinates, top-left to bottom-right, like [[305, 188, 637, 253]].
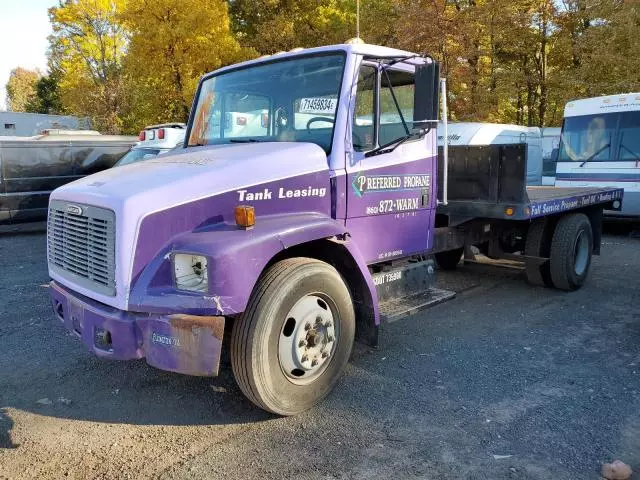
[[278, 294, 339, 385], [573, 230, 589, 276]]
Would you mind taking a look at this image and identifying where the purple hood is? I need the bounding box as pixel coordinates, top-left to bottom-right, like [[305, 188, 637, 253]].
[[49, 142, 331, 310]]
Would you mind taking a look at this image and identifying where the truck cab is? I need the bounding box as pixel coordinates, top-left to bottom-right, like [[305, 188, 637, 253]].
[[47, 42, 622, 416]]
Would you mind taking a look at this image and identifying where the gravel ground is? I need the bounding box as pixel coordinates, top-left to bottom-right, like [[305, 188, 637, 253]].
[[0, 227, 639, 479]]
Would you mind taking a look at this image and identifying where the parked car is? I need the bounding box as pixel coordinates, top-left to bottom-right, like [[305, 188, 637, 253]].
[[0, 130, 136, 224], [115, 123, 186, 166]]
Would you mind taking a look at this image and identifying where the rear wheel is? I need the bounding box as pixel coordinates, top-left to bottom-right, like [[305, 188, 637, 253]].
[[435, 247, 464, 270], [524, 218, 553, 287], [231, 258, 355, 415], [549, 213, 593, 291]]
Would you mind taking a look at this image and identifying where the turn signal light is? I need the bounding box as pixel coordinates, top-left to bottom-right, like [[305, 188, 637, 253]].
[[505, 207, 514, 216], [235, 205, 255, 228], [138, 130, 145, 141], [158, 128, 165, 139]]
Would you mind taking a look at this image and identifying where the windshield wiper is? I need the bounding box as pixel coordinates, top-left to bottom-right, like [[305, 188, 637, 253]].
[[579, 143, 610, 167], [229, 138, 263, 143], [365, 131, 423, 158], [620, 143, 640, 162]]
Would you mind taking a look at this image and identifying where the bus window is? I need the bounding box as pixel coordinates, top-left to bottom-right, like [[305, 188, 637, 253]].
[[618, 111, 640, 161], [558, 114, 616, 162]]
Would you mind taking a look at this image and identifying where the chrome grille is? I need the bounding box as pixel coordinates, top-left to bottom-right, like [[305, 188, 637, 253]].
[[47, 200, 116, 296]]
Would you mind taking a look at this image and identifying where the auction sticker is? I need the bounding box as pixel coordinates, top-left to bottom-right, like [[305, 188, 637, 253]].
[[299, 97, 337, 114]]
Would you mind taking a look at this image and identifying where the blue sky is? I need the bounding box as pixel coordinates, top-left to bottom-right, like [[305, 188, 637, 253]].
[[0, 0, 57, 110]]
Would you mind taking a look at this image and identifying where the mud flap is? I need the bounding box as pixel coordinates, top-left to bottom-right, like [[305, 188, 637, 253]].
[[141, 314, 225, 376]]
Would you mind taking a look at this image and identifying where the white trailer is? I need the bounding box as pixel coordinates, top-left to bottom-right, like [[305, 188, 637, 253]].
[[437, 122, 543, 185]]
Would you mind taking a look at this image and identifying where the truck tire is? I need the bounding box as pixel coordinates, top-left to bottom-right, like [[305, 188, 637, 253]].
[[435, 248, 464, 270], [524, 218, 553, 287], [549, 213, 593, 291], [231, 258, 355, 415]]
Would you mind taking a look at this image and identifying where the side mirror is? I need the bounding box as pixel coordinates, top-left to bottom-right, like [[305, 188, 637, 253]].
[[551, 147, 559, 162], [413, 61, 440, 130]]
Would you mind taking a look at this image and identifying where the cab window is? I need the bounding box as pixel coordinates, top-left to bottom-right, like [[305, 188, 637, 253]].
[[352, 65, 376, 152], [379, 69, 415, 145]]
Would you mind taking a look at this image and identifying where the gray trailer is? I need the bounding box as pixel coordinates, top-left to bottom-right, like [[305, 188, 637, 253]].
[[0, 112, 90, 137]]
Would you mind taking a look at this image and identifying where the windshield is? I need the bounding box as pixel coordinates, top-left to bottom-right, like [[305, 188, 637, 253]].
[[187, 53, 346, 153], [618, 111, 640, 161], [558, 114, 615, 162], [115, 147, 162, 167]]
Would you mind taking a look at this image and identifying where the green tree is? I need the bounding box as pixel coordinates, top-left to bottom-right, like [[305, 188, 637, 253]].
[[25, 72, 65, 114], [5, 67, 41, 112]]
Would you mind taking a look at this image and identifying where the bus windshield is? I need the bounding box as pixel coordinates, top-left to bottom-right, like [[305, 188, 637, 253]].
[[558, 114, 615, 162], [558, 111, 640, 162], [187, 53, 346, 153]]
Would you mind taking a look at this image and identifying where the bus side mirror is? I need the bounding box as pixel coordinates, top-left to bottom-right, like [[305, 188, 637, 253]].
[[413, 61, 440, 130], [551, 147, 559, 162]]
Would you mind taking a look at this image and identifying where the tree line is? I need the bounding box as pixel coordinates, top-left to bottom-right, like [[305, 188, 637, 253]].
[[5, 0, 639, 133]]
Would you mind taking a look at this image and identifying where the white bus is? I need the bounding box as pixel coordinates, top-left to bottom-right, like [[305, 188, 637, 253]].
[[555, 93, 640, 216]]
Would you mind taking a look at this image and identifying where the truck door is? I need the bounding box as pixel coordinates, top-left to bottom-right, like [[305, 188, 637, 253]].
[[345, 63, 437, 264]]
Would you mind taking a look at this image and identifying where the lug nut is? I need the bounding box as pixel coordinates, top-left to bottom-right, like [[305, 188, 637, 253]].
[[298, 339, 306, 347], [315, 316, 323, 325], [321, 351, 328, 358], [304, 323, 311, 331], [311, 358, 318, 367], [327, 335, 334, 342], [324, 321, 333, 328], [301, 355, 309, 363]]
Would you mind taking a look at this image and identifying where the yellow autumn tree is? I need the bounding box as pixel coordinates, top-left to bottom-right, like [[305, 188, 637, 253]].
[[121, 0, 254, 130], [49, 0, 128, 133]]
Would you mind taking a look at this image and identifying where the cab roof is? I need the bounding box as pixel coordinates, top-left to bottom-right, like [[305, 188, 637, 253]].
[[207, 43, 428, 78]]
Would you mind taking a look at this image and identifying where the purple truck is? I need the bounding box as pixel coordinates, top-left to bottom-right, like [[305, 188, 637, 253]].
[[47, 43, 623, 415]]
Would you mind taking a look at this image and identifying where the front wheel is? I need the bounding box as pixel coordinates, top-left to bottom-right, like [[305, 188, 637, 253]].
[[231, 258, 355, 415]]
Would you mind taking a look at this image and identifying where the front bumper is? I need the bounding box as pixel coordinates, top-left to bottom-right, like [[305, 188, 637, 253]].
[[50, 281, 225, 376]]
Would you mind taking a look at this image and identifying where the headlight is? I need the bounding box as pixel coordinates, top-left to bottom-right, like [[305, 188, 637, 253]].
[[173, 254, 208, 293]]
